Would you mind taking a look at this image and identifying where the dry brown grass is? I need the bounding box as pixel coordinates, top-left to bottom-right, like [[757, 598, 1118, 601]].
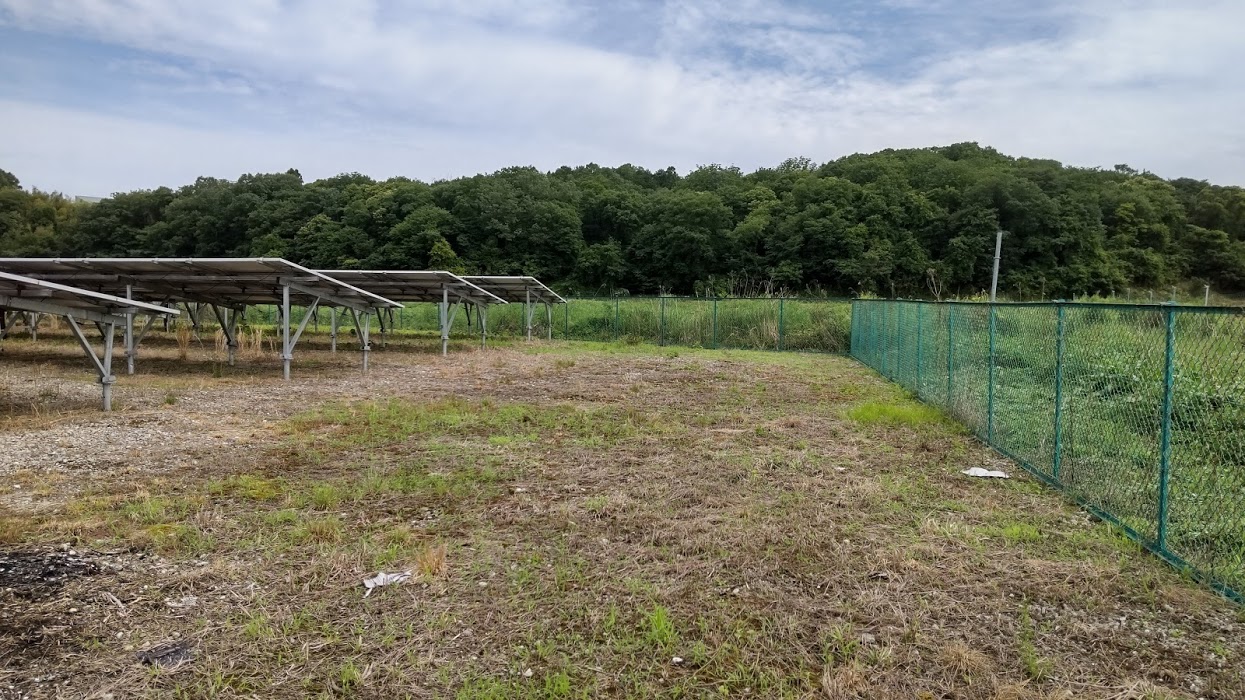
[[0, 338, 1241, 699], [415, 541, 448, 578], [174, 323, 193, 360]]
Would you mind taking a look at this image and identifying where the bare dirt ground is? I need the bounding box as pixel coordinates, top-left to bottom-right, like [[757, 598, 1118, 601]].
[[0, 332, 1242, 699]]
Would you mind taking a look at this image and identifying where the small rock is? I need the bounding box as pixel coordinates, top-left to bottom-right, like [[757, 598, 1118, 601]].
[[671, 656, 684, 665], [522, 668, 533, 678]]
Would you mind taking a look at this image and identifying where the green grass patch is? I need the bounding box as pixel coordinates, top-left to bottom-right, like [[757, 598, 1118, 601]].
[[846, 400, 946, 427], [209, 474, 284, 502]]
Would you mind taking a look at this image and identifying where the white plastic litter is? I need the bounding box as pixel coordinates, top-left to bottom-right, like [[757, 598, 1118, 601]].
[[363, 570, 412, 597], [962, 467, 1009, 479]]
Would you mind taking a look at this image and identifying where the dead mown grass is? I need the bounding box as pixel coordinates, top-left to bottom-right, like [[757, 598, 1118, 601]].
[[0, 331, 1242, 699]]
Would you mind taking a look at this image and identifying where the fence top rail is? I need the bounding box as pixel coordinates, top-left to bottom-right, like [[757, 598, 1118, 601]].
[[567, 295, 854, 302], [850, 298, 1245, 314]]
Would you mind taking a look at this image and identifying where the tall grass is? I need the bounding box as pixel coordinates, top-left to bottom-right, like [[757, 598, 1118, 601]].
[[239, 298, 853, 354]]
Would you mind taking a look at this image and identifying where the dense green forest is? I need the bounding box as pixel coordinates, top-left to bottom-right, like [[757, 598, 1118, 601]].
[[2, 143, 1244, 298]]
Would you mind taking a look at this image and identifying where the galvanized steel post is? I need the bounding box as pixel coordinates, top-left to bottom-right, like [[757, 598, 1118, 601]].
[[525, 289, 533, 342], [361, 311, 371, 372], [915, 302, 923, 397], [440, 286, 449, 357], [987, 302, 997, 442], [1157, 305, 1176, 549], [712, 298, 718, 349], [1053, 303, 1066, 481], [659, 296, 666, 347], [329, 306, 338, 353], [281, 284, 291, 381], [777, 298, 785, 352], [946, 305, 954, 409]]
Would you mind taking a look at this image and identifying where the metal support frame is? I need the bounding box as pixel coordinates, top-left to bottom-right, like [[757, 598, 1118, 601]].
[[347, 307, 372, 371], [278, 284, 326, 380], [434, 285, 473, 356], [525, 289, 534, 342], [545, 302, 553, 341], [281, 285, 292, 380], [330, 307, 338, 353], [0, 291, 152, 412], [209, 303, 242, 366], [440, 287, 450, 356], [66, 316, 117, 411], [0, 310, 17, 341], [479, 303, 488, 350], [124, 285, 135, 374]]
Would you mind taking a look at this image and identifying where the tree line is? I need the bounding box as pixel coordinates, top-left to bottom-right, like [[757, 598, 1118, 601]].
[[2, 143, 1244, 298]]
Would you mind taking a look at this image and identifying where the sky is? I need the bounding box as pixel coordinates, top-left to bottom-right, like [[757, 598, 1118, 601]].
[[1, 0, 1243, 196]]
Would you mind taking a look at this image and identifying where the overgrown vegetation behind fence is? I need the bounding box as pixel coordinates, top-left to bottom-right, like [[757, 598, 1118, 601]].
[[851, 299, 1245, 601], [245, 298, 854, 354]]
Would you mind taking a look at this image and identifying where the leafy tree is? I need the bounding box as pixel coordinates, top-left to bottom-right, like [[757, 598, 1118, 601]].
[[4, 142, 1244, 297]]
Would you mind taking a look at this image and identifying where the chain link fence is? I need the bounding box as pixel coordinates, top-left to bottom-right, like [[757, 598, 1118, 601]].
[[851, 299, 1245, 602], [245, 298, 853, 354], [554, 297, 851, 353]]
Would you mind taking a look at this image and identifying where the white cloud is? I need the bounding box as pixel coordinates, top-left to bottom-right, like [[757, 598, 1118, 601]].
[[0, 0, 1242, 194]]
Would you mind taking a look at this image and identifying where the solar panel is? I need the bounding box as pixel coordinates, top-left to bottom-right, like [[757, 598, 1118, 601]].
[[460, 276, 565, 303], [0, 258, 402, 311], [315, 270, 507, 305]]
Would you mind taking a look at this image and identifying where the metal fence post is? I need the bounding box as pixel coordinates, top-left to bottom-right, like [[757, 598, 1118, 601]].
[[614, 298, 619, 341], [712, 298, 718, 350], [896, 303, 905, 384], [849, 301, 858, 357], [876, 304, 885, 377], [987, 302, 997, 443], [916, 302, 923, 398], [1157, 306, 1176, 550], [659, 296, 666, 346], [946, 305, 954, 410], [1053, 304, 1066, 481], [777, 298, 785, 352], [563, 302, 569, 340]]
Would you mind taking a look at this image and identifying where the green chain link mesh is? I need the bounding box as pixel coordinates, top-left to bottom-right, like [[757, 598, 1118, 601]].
[[851, 299, 1244, 602]]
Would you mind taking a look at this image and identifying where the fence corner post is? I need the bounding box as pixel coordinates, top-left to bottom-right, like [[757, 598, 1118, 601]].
[[563, 301, 569, 340], [1053, 303, 1066, 481], [1157, 305, 1177, 550], [848, 300, 856, 357]]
